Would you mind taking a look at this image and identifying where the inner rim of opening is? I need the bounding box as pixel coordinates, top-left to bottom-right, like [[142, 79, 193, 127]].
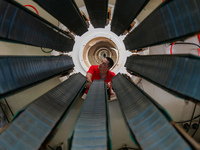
[[82, 37, 119, 70]]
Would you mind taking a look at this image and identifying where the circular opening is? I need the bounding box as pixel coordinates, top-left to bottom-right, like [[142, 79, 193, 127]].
[[82, 37, 119, 70]]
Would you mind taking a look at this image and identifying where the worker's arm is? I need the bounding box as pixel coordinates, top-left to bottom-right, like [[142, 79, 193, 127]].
[[108, 82, 115, 95], [86, 72, 92, 86]]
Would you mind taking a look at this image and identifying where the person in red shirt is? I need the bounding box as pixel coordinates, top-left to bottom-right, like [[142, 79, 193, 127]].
[[86, 57, 115, 94]]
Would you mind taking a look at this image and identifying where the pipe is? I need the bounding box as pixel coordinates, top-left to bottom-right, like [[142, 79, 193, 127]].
[[198, 34, 200, 44], [173, 42, 200, 48], [170, 41, 200, 55], [24, 5, 39, 15], [186, 104, 197, 132], [175, 114, 200, 123], [198, 34, 200, 56], [170, 41, 177, 55], [192, 117, 200, 137]]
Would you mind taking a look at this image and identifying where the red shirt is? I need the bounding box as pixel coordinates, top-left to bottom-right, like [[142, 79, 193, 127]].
[[88, 65, 115, 82], [86, 65, 115, 93]]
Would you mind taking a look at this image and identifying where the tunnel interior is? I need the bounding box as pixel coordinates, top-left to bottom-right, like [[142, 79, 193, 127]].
[[0, 0, 200, 150]]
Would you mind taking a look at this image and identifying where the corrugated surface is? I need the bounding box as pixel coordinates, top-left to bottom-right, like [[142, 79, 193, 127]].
[[0, 56, 74, 98], [111, 0, 149, 36], [84, 0, 108, 28], [71, 80, 109, 150], [0, 1, 75, 51], [112, 74, 191, 150], [125, 55, 200, 102], [124, 0, 200, 50], [0, 73, 86, 150], [33, 0, 88, 36]]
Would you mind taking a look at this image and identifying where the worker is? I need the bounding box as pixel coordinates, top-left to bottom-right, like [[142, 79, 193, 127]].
[[85, 57, 115, 95]]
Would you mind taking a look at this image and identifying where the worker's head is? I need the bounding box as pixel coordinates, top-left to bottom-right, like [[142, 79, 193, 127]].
[[98, 57, 114, 72]]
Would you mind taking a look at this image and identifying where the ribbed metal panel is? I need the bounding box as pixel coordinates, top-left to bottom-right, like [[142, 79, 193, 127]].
[[125, 55, 200, 102], [124, 0, 200, 50], [71, 80, 110, 150], [0, 56, 74, 98], [111, 0, 149, 36], [0, 0, 75, 51], [33, 0, 88, 36], [0, 73, 86, 150], [112, 74, 191, 150], [84, 0, 108, 28]]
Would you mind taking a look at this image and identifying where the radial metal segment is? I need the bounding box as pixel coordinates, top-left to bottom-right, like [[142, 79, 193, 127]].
[[111, 0, 149, 36], [0, 56, 74, 99], [0, 0, 75, 52], [112, 74, 191, 150], [124, 0, 200, 50], [0, 73, 86, 150], [70, 80, 111, 150], [125, 55, 200, 102], [33, 0, 88, 36], [84, 0, 108, 28]]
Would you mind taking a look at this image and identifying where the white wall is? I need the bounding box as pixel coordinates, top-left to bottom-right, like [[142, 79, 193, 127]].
[[141, 79, 200, 122], [0, 41, 51, 56], [148, 35, 199, 55]]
